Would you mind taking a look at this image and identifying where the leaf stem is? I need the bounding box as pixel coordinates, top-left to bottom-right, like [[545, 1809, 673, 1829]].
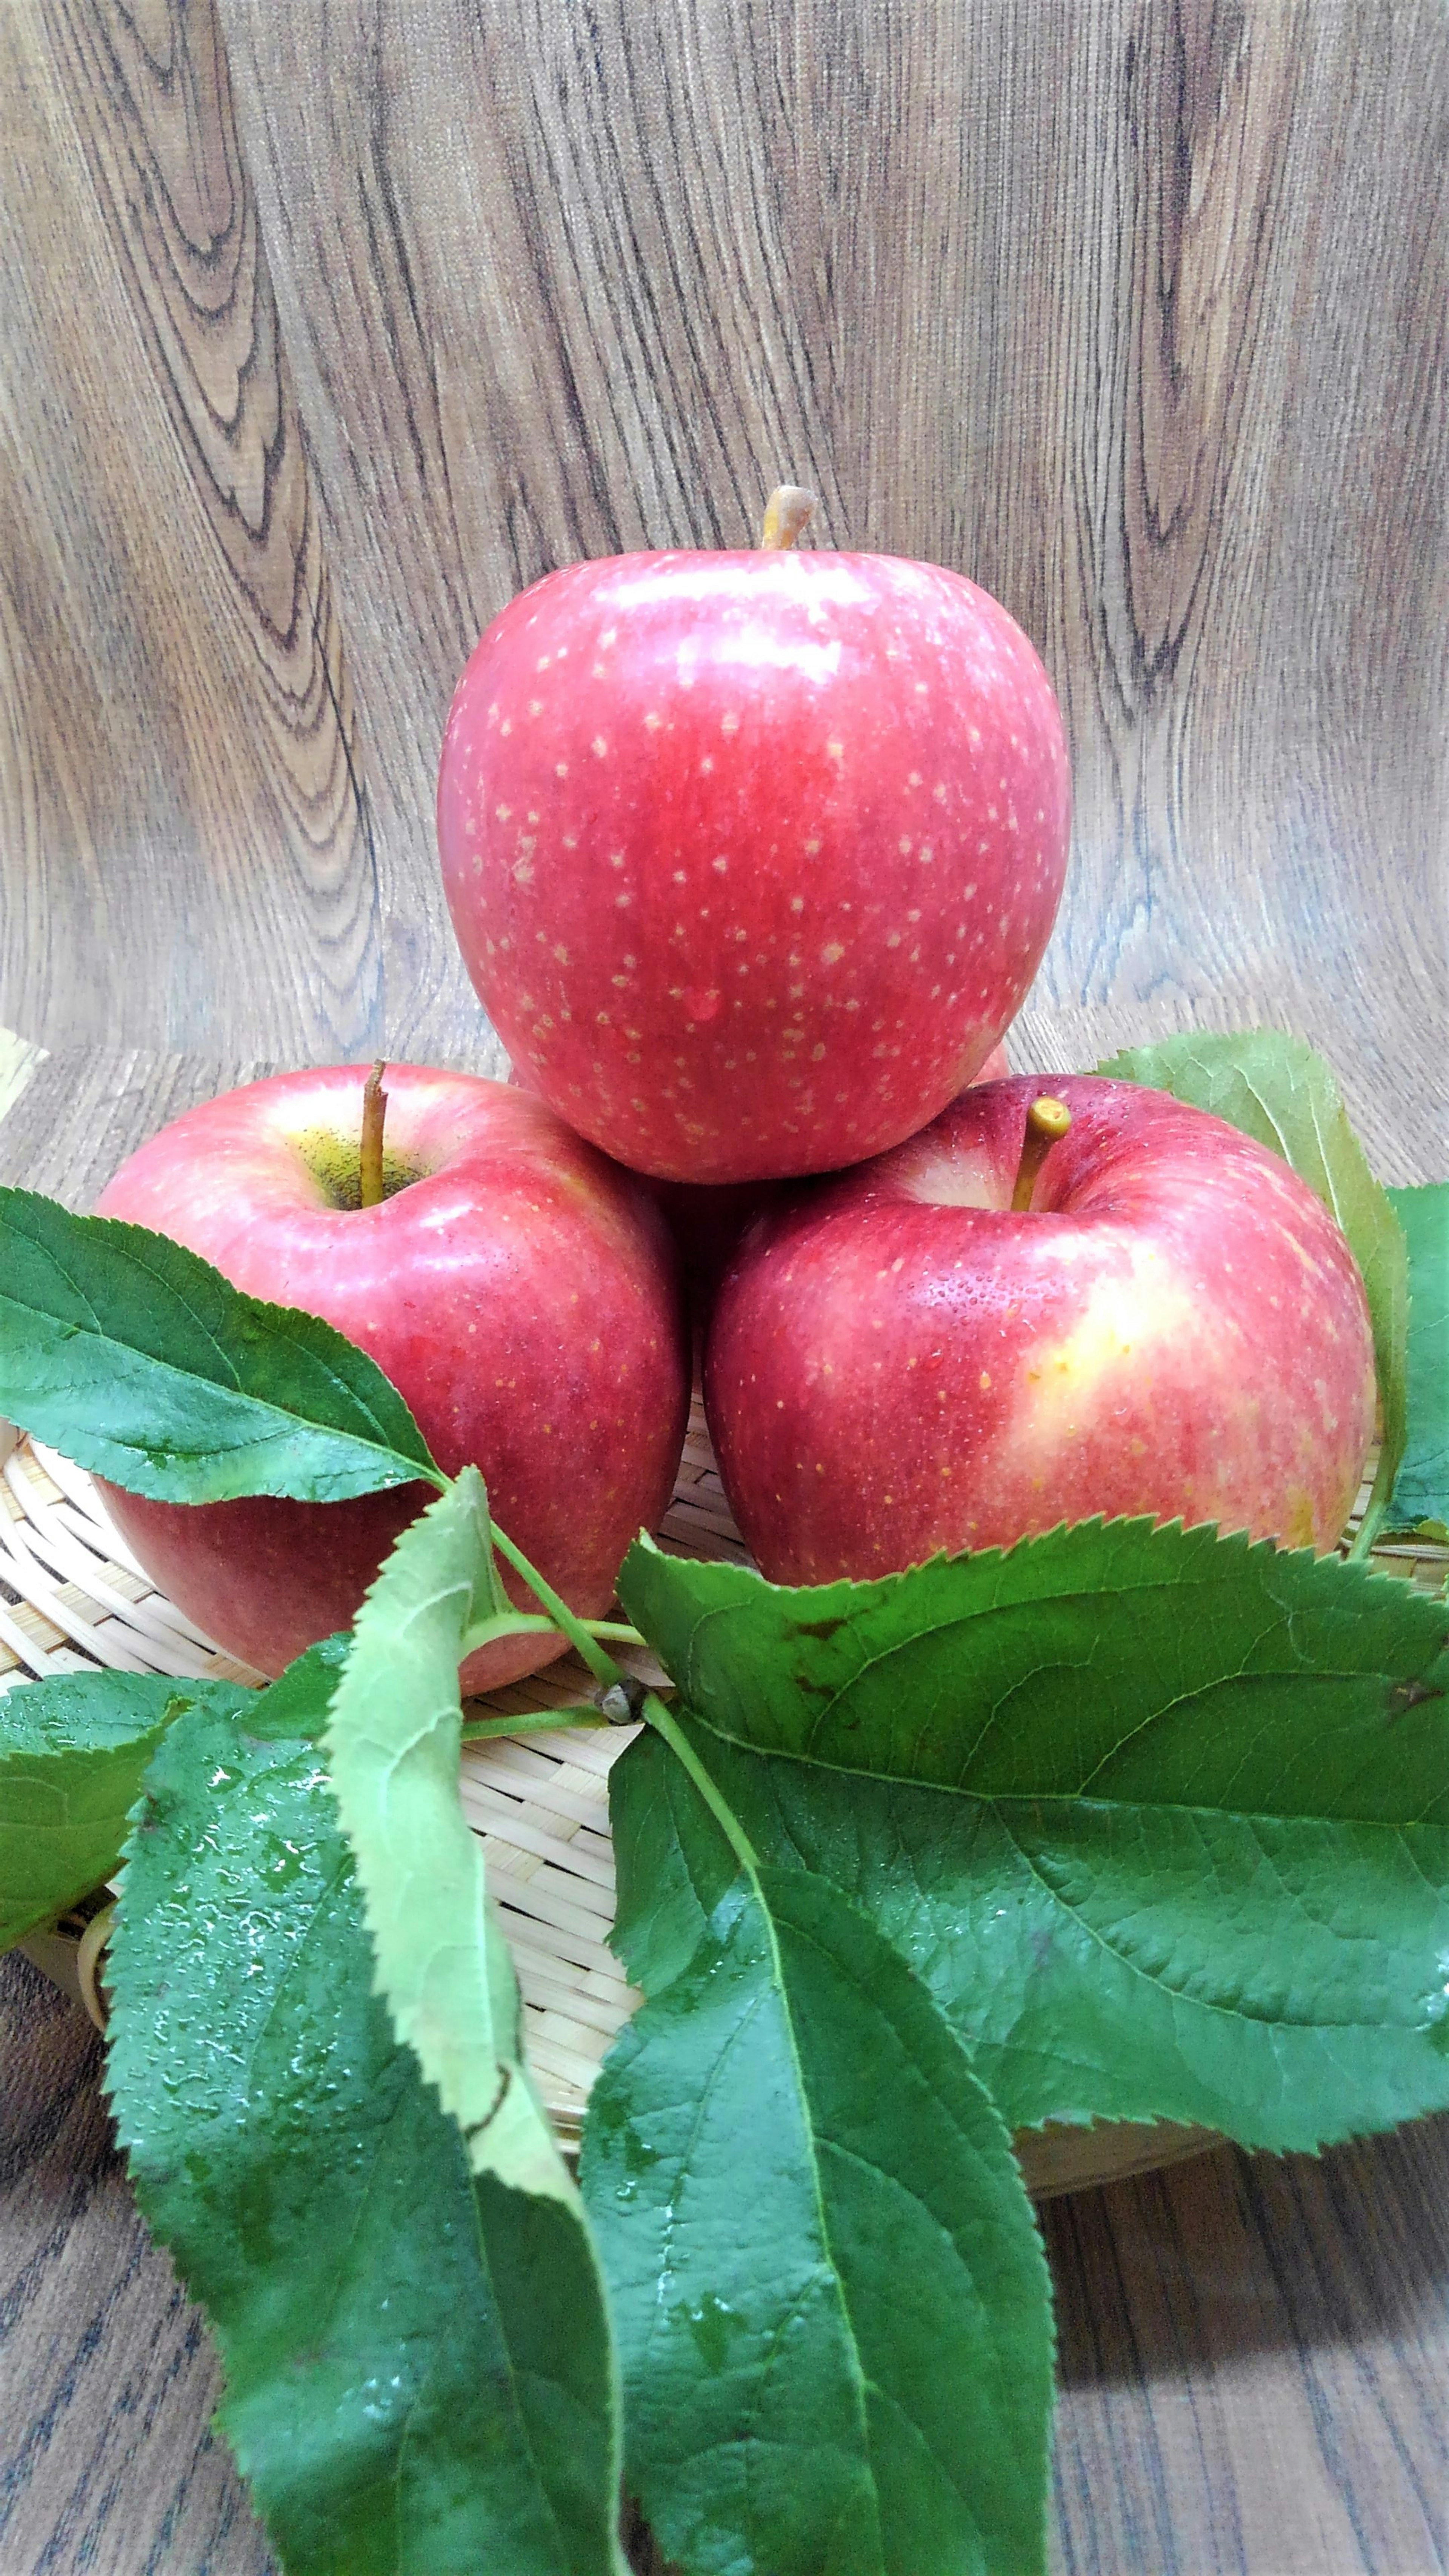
[[640, 1690, 758, 1872], [488, 1519, 624, 1689], [460, 1707, 608, 1742], [359, 1061, 388, 1209], [458, 1610, 561, 1655], [582, 1619, 647, 1646], [1347, 1492, 1387, 1561]]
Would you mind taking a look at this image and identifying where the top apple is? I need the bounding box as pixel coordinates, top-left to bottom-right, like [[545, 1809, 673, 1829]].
[[437, 503, 1071, 1183]]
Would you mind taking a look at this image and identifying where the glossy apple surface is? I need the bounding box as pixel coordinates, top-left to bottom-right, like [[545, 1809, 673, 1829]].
[[93, 1067, 689, 1687], [437, 547, 1069, 1183], [654, 1040, 1015, 1328], [705, 1075, 1377, 1579]]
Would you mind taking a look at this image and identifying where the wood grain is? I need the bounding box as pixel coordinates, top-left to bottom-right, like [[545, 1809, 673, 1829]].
[[0, 1951, 276, 2576], [0, 0, 378, 1059], [1046, 2133, 1449, 2575], [5, 1948, 1448, 2576], [214, 0, 1448, 1118], [5, 0, 1443, 1118], [0, 1038, 275, 1209]]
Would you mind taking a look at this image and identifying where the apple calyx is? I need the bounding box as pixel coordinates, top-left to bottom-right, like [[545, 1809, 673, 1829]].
[[759, 484, 817, 550], [1009, 1094, 1072, 1211], [359, 1061, 388, 1209]]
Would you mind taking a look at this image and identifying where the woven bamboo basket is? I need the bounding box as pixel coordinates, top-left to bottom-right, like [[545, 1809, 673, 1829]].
[[5, 1402, 1444, 2200]]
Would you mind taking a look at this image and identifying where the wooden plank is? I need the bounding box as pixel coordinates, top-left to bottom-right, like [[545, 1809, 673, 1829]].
[[0, 1044, 275, 1205], [0, 0, 378, 1060], [1046, 2130, 1449, 2575], [0, 1952, 276, 2575], [215, 0, 1447, 1111]]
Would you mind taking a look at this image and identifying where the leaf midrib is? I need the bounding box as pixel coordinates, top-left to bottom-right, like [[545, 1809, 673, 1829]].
[[637, 1757, 886, 2570], [992, 1813, 1442, 2035], [684, 1706, 1449, 1833], [11, 1296, 417, 1470], [749, 1879, 886, 2576], [0, 1208, 428, 1472], [784, 1922, 1024, 2541], [680, 1757, 1443, 2044], [458, 2174, 583, 2576], [331, 1527, 503, 2128], [682, 1764, 1443, 2047], [671, 1567, 1427, 1771]]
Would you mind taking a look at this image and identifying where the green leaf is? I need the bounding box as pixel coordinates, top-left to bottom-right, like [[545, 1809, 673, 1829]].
[[241, 1630, 354, 1738], [618, 1523, 1447, 1809], [617, 1525, 1449, 2148], [0, 1670, 249, 1948], [1385, 1183, 1449, 1538], [0, 1187, 443, 1503], [107, 1663, 626, 2576], [1096, 1030, 1409, 1547], [324, 1467, 578, 2196], [582, 1809, 1054, 2576]]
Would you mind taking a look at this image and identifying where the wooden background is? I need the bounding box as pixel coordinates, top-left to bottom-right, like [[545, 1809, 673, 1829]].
[[2, 0, 1447, 2569], [2, 0, 1445, 1163]]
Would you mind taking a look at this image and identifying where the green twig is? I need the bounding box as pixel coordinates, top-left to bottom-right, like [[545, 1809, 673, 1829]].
[[1347, 1489, 1389, 1562], [460, 1707, 608, 1743], [489, 1520, 624, 1689], [458, 1611, 561, 1656]]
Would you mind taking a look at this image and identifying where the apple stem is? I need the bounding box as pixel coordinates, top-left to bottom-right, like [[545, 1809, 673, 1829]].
[[760, 486, 817, 551], [1011, 1096, 1072, 1212], [359, 1060, 388, 1208]]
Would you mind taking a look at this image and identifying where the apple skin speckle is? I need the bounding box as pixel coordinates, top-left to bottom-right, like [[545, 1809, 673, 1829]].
[[704, 1075, 1377, 1577], [93, 1066, 689, 1690], [438, 549, 1071, 1184]]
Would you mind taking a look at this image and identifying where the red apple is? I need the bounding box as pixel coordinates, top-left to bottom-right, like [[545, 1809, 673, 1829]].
[[437, 539, 1070, 1184], [705, 1074, 1377, 1579], [654, 1042, 1015, 1331], [92, 1066, 689, 1688]]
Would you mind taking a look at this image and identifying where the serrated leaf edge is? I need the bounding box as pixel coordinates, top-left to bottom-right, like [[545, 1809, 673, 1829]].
[[0, 1187, 443, 1495]]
